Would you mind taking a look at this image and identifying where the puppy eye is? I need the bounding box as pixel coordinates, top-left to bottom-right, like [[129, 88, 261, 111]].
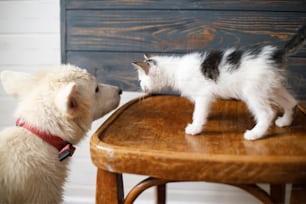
[[95, 86, 99, 93]]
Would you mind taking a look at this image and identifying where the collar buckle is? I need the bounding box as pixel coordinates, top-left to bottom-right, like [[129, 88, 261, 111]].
[[58, 143, 76, 161]]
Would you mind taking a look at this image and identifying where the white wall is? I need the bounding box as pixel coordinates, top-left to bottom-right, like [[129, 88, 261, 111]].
[[0, 1, 288, 203]]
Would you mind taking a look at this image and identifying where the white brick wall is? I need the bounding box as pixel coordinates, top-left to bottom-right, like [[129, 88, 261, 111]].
[[0, 1, 282, 203]]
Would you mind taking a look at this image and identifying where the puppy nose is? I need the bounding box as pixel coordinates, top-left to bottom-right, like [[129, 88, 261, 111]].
[[118, 88, 122, 95]]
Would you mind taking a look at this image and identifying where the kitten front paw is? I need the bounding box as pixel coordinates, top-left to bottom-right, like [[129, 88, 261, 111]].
[[185, 123, 203, 135], [243, 130, 264, 140]]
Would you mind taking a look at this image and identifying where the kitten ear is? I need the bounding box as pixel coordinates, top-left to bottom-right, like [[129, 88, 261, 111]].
[[144, 53, 154, 60], [131, 61, 150, 75]]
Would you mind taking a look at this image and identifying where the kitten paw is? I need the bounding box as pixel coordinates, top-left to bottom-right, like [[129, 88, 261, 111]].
[[185, 123, 203, 135], [275, 117, 292, 127], [244, 130, 264, 140]]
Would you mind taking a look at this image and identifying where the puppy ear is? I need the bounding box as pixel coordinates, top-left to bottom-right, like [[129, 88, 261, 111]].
[[55, 82, 79, 117], [1, 71, 35, 99], [131, 61, 150, 75]]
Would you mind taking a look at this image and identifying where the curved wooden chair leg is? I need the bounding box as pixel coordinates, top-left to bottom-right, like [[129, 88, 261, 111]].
[[233, 184, 274, 204], [125, 179, 280, 204], [125, 177, 169, 204]]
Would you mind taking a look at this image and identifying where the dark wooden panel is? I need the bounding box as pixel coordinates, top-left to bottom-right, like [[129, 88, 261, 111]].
[[61, 0, 67, 63], [67, 52, 142, 91], [65, 0, 306, 12], [67, 51, 306, 99], [288, 57, 306, 99], [66, 10, 306, 56]]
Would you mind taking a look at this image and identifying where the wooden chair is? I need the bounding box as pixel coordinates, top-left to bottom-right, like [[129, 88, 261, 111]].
[[90, 94, 306, 204]]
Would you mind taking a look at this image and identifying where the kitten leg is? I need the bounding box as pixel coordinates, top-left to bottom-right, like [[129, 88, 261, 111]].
[[185, 96, 213, 135], [244, 97, 276, 140], [273, 86, 297, 127]]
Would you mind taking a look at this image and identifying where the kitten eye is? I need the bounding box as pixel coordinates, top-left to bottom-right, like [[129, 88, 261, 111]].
[[95, 86, 99, 93], [145, 59, 156, 65]]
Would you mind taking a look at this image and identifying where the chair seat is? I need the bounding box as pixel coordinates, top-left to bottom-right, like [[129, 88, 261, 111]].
[[91, 94, 306, 185]]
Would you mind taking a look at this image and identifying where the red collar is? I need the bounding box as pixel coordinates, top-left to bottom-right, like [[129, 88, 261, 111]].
[[16, 118, 75, 161]]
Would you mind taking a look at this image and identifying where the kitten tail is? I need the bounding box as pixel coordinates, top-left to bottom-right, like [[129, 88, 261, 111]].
[[283, 24, 306, 56]]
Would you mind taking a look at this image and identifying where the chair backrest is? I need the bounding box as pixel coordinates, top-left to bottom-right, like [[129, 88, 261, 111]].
[[60, 0, 306, 101]]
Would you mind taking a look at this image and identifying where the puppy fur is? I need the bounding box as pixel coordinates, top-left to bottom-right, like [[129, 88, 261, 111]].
[[0, 64, 121, 204]]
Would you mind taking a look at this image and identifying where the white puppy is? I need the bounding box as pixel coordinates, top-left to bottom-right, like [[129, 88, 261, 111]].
[[0, 64, 121, 204]]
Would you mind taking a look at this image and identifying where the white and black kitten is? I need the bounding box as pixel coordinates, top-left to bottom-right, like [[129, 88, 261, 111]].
[[132, 25, 305, 140]]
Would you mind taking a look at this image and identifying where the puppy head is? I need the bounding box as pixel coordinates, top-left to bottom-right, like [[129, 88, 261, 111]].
[[50, 66, 121, 121], [1, 64, 121, 143]]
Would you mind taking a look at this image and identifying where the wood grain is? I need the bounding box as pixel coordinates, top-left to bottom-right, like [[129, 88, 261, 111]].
[[67, 51, 141, 90], [65, 0, 306, 12], [96, 170, 124, 204], [66, 10, 306, 55]]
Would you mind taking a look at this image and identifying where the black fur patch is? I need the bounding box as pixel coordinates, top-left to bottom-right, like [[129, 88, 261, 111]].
[[201, 50, 223, 81], [227, 50, 243, 71], [248, 46, 263, 57], [271, 49, 285, 65]]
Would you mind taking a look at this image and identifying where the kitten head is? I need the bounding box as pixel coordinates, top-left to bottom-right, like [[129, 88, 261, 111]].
[[132, 54, 162, 93]]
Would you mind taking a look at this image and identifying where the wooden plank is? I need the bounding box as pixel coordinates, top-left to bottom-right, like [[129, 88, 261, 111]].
[[0, 65, 52, 76], [67, 51, 141, 91], [65, 0, 306, 12], [288, 57, 306, 99], [61, 0, 67, 63], [67, 51, 306, 98], [66, 10, 306, 56], [0, 1, 59, 33], [0, 34, 60, 65]]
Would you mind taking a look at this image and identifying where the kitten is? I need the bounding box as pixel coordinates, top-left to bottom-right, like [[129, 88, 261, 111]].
[[132, 25, 306, 140]]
